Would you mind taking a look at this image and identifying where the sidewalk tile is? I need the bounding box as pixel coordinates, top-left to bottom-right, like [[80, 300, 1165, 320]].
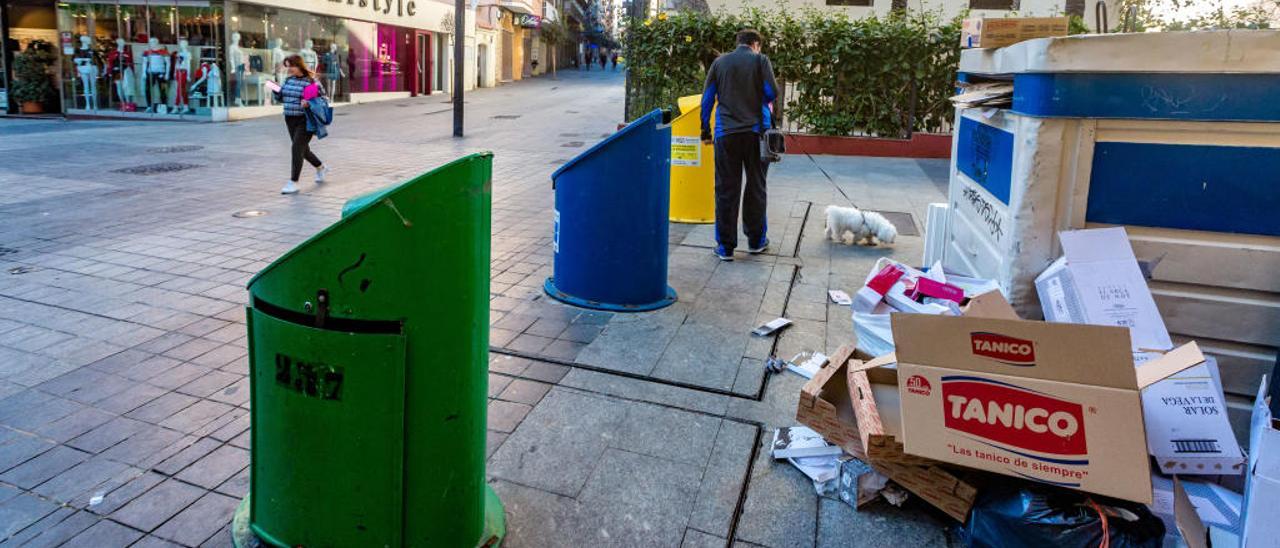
[[110, 478, 204, 532], [62, 518, 144, 547]]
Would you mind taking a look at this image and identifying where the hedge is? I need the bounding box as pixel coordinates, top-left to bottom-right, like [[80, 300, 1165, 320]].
[[623, 8, 963, 138]]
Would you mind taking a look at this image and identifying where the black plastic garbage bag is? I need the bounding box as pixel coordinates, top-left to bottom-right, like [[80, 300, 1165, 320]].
[[962, 484, 1165, 548]]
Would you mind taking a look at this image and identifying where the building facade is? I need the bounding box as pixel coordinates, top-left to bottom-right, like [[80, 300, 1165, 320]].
[[0, 0, 479, 120]]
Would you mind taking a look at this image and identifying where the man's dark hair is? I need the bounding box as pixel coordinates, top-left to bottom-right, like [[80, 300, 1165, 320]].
[[736, 29, 763, 46]]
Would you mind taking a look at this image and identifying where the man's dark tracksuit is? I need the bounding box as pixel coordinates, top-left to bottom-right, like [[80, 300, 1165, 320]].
[[701, 45, 778, 255]]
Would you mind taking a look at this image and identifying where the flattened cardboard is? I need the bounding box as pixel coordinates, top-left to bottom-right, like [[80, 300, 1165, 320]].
[[796, 346, 978, 522], [891, 313, 1206, 504], [1175, 478, 1210, 548], [960, 289, 1019, 320], [1242, 376, 1280, 547]]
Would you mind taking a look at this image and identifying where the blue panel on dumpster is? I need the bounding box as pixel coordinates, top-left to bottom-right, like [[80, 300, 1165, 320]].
[[1012, 73, 1280, 121], [956, 117, 1014, 205], [1087, 142, 1280, 237]]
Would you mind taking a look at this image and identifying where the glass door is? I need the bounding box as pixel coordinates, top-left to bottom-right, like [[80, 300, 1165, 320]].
[[415, 31, 430, 95]]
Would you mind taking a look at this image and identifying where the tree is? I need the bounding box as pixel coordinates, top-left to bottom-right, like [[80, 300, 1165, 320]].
[[1116, 0, 1279, 30], [540, 20, 569, 78]]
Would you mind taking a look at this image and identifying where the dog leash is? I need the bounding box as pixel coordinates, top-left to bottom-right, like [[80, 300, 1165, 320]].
[[788, 136, 861, 210]]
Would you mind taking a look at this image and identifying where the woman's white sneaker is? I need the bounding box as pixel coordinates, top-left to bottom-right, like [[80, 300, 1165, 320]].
[[315, 165, 328, 184], [281, 181, 300, 194]]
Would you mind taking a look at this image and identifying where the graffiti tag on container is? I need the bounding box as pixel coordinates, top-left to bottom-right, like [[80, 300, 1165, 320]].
[[961, 187, 1004, 242], [275, 353, 345, 401]]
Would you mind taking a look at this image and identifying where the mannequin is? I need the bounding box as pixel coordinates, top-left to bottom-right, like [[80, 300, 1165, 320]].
[[105, 37, 135, 109], [171, 39, 193, 113], [270, 38, 288, 84], [142, 37, 170, 113], [300, 39, 318, 71], [72, 35, 100, 110], [228, 32, 246, 106], [190, 61, 223, 107], [321, 43, 343, 99]]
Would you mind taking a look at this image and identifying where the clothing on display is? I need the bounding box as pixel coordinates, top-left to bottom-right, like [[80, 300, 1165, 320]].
[[72, 44, 101, 110], [250, 55, 264, 73], [105, 45, 135, 107], [143, 45, 171, 112], [171, 46, 193, 111]]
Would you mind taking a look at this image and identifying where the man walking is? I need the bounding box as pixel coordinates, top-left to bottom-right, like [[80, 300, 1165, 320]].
[[700, 29, 778, 261]]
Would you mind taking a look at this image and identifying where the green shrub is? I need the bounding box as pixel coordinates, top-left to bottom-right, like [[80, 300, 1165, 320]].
[[12, 39, 58, 105], [623, 8, 962, 138]]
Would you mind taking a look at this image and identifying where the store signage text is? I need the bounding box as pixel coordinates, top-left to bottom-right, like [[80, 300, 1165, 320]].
[[516, 14, 542, 28], [330, 0, 418, 18]]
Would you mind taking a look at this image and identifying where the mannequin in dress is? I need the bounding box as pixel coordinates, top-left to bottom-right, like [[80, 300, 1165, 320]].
[[228, 32, 246, 106], [300, 39, 318, 71], [171, 39, 193, 113], [105, 37, 135, 108], [142, 37, 170, 113], [72, 35, 100, 110], [322, 43, 343, 99]]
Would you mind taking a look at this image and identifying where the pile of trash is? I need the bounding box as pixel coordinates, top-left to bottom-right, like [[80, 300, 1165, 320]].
[[776, 227, 1273, 547]]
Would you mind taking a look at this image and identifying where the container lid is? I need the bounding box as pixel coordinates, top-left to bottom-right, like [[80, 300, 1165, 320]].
[[960, 30, 1280, 75]]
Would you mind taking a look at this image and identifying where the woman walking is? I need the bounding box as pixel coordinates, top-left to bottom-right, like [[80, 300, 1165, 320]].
[[275, 54, 327, 195]]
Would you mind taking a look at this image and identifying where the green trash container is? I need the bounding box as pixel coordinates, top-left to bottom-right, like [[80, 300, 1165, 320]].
[[231, 153, 505, 548]]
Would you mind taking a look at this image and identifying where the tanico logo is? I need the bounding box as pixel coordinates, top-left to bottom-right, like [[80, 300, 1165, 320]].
[[970, 332, 1036, 366], [940, 377, 1086, 456]]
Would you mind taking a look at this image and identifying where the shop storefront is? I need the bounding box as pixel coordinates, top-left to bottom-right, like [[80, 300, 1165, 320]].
[[24, 0, 471, 121]]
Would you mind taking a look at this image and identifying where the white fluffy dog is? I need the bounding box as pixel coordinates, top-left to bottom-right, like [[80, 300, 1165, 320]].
[[825, 205, 898, 245]]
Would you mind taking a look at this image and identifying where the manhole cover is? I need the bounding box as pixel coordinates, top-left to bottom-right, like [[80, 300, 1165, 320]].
[[559, 133, 581, 137], [0, 247, 17, 257], [112, 162, 204, 175], [565, 110, 579, 114], [7, 266, 35, 275], [146, 145, 204, 153], [869, 210, 919, 237], [492, 114, 521, 120], [550, 159, 569, 164], [396, 104, 411, 107], [336, 112, 350, 116], [561, 141, 585, 148], [233, 209, 269, 218]]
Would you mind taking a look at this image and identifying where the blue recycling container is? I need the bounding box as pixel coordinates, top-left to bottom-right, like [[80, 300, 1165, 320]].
[[544, 109, 677, 312]]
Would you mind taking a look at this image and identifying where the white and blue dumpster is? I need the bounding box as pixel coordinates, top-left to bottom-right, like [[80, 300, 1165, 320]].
[[939, 30, 1280, 429]]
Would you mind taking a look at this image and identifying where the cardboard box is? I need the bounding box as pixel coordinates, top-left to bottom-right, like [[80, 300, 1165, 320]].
[[891, 313, 1206, 504], [1141, 355, 1245, 475], [1241, 376, 1280, 547], [796, 346, 978, 522], [1151, 473, 1241, 546], [1036, 227, 1173, 352], [961, 17, 1069, 49], [1037, 228, 1241, 474], [796, 343, 864, 456]]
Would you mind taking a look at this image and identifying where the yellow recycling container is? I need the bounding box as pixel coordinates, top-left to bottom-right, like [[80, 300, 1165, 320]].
[[668, 95, 715, 224]]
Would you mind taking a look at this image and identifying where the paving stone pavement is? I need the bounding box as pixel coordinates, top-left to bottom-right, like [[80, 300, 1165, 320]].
[[0, 67, 958, 547]]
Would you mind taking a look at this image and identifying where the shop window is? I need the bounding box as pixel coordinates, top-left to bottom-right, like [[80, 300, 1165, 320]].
[[227, 2, 351, 106], [56, 0, 225, 117]]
